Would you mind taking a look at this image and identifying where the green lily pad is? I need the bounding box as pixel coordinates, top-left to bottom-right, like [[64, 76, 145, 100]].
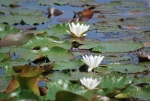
[[47, 72, 72, 80], [79, 41, 143, 53], [19, 66, 45, 77], [104, 55, 132, 62], [95, 64, 148, 74], [46, 80, 93, 100], [52, 59, 83, 70], [23, 36, 72, 50], [108, 64, 148, 73], [0, 53, 8, 61], [0, 25, 20, 38], [17, 76, 40, 95], [97, 76, 132, 96], [8, 88, 40, 101], [0, 92, 6, 100], [117, 86, 150, 100], [94, 1, 124, 14], [44, 46, 74, 62], [0, 0, 27, 6], [10, 9, 45, 16], [0, 58, 30, 67], [47, 23, 69, 38], [36, 0, 69, 5], [3, 65, 16, 76], [129, 7, 150, 12], [132, 86, 150, 100], [0, 15, 50, 25], [99, 76, 132, 88], [120, 1, 146, 8], [0, 76, 12, 92], [123, 16, 150, 28], [56, 91, 89, 101], [70, 71, 99, 80]]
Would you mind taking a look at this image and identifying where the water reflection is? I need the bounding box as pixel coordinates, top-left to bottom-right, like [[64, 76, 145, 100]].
[[147, 0, 150, 7]]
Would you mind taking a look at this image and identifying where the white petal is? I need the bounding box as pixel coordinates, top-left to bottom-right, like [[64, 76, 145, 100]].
[[88, 67, 93, 72], [80, 77, 100, 89]]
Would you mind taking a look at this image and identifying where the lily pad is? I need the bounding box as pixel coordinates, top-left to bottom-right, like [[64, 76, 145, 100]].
[[44, 46, 74, 62], [94, 1, 124, 14], [47, 72, 72, 80], [97, 76, 132, 96], [0, 32, 34, 47], [0, 15, 50, 25], [117, 86, 150, 100], [119, 1, 146, 8], [52, 59, 83, 70], [17, 76, 40, 95], [0, 76, 12, 92], [95, 64, 148, 74], [10, 9, 45, 16], [36, 0, 69, 5], [8, 89, 40, 101], [0, 25, 20, 38], [79, 41, 143, 53], [0, 0, 27, 6], [23, 36, 72, 50], [70, 71, 99, 80], [56, 91, 89, 101], [46, 80, 93, 100], [0, 58, 30, 67], [47, 23, 69, 38]]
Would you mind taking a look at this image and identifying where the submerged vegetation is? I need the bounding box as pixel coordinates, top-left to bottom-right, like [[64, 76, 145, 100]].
[[0, 0, 150, 101]]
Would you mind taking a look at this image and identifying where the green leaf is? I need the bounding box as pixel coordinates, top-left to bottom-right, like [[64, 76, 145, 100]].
[[0, 58, 30, 67], [97, 76, 132, 96], [36, 0, 69, 6], [23, 36, 72, 50], [53, 59, 83, 70], [94, 1, 123, 14], [3, 65, 16, 76], [45, 46, 74, 62], [8, 88, 40, 101], [46, 80, 94, 100], [47, 72, 72, 80], [99, 76, 132, 88], [0, 25, 20, 38], [56, 91, 89, 101], [107, 64, 148, 73], [0, 76, 12, 92], [47, 23, 69, 38], [10, 9, 45, 16], [0, 0, 27, 6], [19, 66, 45, 77], [131, 86, 150, 100], [0, 53, 7, 61], [17, 76, 40, 96], [0, 15, 50, 25], [93, 42, 143, 53], [79, 41, 143, 53], [70, 71, 99, 80], [0, 92, 6, 100], [117, 86, 150, 100], [120, 1, 146, 8]]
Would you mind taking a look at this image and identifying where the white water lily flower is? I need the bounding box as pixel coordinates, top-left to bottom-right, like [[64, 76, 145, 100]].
[[66, 22, 90, 37], [82, 55, 104, 72], [80, 77, 100, 90]]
